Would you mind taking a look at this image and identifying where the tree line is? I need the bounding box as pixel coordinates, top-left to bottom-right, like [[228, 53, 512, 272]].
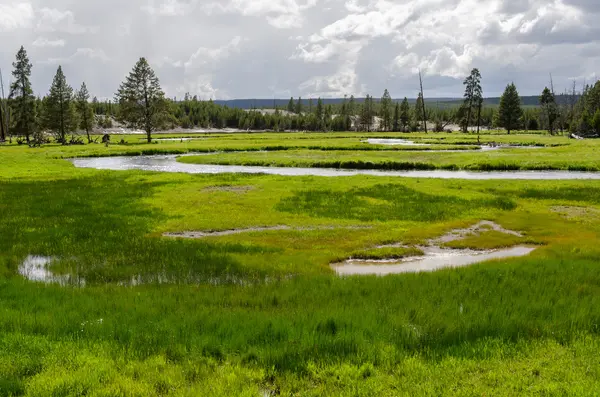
[[0, 46, 598, 145]]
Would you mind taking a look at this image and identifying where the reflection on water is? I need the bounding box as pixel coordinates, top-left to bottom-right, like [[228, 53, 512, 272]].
[[333, 246, 536, 276], [71, 155, 600, 180], [365, 138, 430, 146], [144, 138, 206, 142], [17, 255, 270, 287], [18, 256, 86, 286]]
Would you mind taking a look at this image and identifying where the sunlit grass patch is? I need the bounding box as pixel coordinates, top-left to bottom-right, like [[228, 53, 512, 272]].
[[276, 184, 516, 222]]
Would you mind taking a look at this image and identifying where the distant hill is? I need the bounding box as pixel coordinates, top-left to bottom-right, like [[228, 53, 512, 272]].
[[212, 94, 578, 109]]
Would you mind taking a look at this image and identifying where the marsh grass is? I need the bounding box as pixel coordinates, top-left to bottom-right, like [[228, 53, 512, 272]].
[[347, 246, 424, 260], [3, 133, 600, 394], [277, 184, 516, 222], [441, 230, 541, 250]]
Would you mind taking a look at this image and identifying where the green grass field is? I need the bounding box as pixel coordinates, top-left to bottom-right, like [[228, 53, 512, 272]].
[[2, 132, 600, 395]]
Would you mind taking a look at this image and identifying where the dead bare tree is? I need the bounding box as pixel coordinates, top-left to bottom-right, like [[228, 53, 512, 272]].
[[419, 69, 427, 133], [570, 80, 577, 129], [549, 74, 563, 133], [0, 68, 7, 142]]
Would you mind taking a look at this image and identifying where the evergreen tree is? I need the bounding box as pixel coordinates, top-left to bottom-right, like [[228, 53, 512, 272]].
[[324, 104, 332, 131], [393, 102, 400, 132], [592, 109, 600, 134], [315, 98, 324, 130], [43, 66, 77, 144], [359, 95, 374, 132], [400, 97, 410, 132], [461, 68, 482, 133], [0, 68, 7, 141], [9, 46, 36, 143], [115, 57, 167, 143], [540, 87, 558, 135], [380, 89, 392, 131], [295, 97, 303, 114], [348, 95, 356, 130], [75, 82, 95, 143], [498, 83, 523, 135], [287, 97, 295, 113], [415, 93, 425, 130]]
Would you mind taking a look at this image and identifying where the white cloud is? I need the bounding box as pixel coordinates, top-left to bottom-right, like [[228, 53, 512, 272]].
[[1, 0, 599, 99], [184, 36, 244, 69], [202, 0, 317, 28], [32, 37, 66, 47], [0, 2, 34, 31], [36, 7, 97, 34], [142, 0, 195, 16], [42, 48, 109, 64], [176, 75, 224, 100]]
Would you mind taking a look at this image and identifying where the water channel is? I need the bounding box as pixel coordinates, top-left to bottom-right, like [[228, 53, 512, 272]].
[[71, 155, 600, 180]]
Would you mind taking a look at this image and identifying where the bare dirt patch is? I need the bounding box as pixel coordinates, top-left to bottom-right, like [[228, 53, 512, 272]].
[[165, 225, 372, 239], [551, 206, 600, 222], [430, 220, 523, 244], [202, 185, 255, 193]]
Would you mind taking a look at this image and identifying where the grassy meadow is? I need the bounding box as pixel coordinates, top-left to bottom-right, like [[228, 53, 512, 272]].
[[2, 131, 600, 395]]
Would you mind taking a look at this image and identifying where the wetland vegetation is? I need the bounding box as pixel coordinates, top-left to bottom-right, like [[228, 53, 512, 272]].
[[2, 131, 600, 395]]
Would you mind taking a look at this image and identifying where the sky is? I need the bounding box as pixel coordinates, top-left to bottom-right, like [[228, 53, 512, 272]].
[[0, 0, 599, 100]]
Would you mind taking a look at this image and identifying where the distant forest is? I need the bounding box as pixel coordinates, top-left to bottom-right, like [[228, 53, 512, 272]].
[[1, 45, 599, 145], [213, 95, 579, 110]]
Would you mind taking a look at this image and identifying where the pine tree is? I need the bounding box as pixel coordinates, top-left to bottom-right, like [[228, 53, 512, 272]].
[[498, 83, 523, 135], [461, 68, 482, 133], [380, 89, 392, 131], [295, 97, 303, 115], [287, 97, 295, 113], [348, 95, 356, 130], [43, 66, 77, 144], [359, 95, 374, 132], [592, 109, 600, 134], [400, 97, 410, 132], [393, 102, 400, 132], [115, 58, 167, 143], [540, 87, 558, 135], [315, 97, 324, 130], [324, 104, 332, 131], [415, 93, 424, 130], [0, 68, 7, 141], [9, 46, 36, 143], [75, 82, 95, 143]]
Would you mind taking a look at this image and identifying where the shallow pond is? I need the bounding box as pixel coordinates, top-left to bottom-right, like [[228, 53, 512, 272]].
[[365, 138, 430, 146], [333, 246, 536, 276], [18, 256, 86, 286], [71, 155, 600, 180]]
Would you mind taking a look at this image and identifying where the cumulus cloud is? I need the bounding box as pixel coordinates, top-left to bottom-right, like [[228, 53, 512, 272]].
[[201, 0, 317, 29], [142, 0, 195, 17], [0, 1, 34, 31], [32, 37, 66, 47], [0, 0, 599, 99], [41, 48, 110, 65]]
